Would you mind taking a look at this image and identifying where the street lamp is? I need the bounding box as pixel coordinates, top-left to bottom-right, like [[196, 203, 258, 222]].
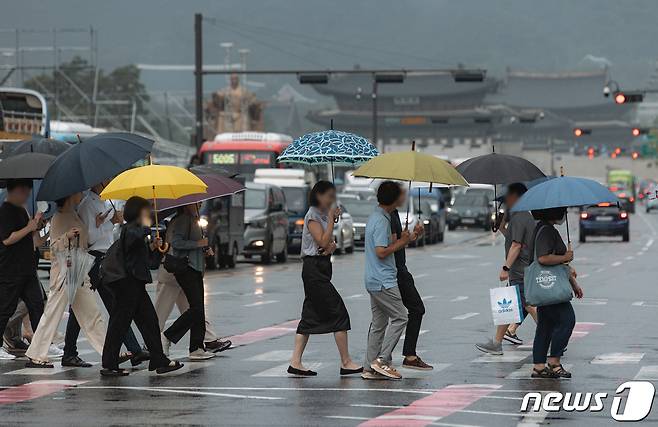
[[372, 72, 405, 152]]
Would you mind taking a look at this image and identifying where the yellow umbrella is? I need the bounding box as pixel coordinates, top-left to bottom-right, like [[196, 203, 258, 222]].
[[100, 164, 207, 251], [353, 142, 468, 227]]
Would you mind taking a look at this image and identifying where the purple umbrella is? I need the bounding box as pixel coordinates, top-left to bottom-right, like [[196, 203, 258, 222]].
[[154, 174, 245, 211]]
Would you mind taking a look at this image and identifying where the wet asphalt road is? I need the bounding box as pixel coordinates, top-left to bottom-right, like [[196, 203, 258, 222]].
[[1, 211, 658, 426]]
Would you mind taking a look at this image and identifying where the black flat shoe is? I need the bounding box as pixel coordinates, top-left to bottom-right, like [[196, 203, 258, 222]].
[[100, 368, 129, 377], [340, 367, 364, 376], [287, 365, 317, 376], [62, 356, 92, 368], [118, 352, 133, 364], [130, 351, 151, 367], [156, 361, 184, 375]]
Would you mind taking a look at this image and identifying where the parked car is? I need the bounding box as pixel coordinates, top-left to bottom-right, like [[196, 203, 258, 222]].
[[447, 193, 492, 231], [340, 197, 375, 248], [199, 185, 245, 269], [646, 184, 658, 213], [579, 203, 629, 242], [333, 202, 355, 254], [243, 182, 289, 264]]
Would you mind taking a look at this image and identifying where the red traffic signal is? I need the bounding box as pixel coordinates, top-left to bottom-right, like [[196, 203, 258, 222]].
[[632, 151, 640, 160], [615, 91, 644, 104], [631, 127, 648, 137], [573, 128, 592, 137]]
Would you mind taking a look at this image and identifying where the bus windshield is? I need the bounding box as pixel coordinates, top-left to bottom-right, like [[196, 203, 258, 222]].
[[0, 89, 48, 145]]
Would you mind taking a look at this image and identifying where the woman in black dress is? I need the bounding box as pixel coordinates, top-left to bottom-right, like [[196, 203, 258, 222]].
[[288, 181, 362, 377], [100, 196, 183, 376]]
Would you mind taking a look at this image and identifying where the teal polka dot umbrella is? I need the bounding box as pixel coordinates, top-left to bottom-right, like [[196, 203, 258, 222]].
[[278, 130, 378, 168]]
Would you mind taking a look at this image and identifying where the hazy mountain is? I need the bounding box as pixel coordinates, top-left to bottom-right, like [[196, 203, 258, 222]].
[[3, 0, 658, 95]]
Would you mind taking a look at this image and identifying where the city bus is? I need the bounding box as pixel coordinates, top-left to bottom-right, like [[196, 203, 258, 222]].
[[0, 87, 49, 151], [607, 169, 636, 213], [198, 132, 293, 179]]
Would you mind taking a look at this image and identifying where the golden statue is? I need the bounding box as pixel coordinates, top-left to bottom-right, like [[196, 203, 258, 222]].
[[205, 74, 263, 137]]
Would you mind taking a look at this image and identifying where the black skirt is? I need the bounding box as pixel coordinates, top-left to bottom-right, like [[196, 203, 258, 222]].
[[296, 256, 351, 335]]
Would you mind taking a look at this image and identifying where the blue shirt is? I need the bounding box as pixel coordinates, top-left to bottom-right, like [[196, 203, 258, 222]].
[[364, 206, 398, 292]]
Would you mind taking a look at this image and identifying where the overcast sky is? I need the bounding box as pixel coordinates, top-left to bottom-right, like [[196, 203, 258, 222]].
[[3, 0, 658, 93]]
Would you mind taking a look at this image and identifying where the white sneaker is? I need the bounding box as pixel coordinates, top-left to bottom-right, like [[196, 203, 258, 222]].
[[48, 344, 64, 359], [161, 334, 171, 357], [0, 347, 17, 360], [188, 349, 216, 361]]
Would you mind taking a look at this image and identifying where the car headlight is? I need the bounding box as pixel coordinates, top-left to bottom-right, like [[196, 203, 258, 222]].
[[423, 219, 430, 225], [446, 207, 452, 213], [198, 216, 209, 229]]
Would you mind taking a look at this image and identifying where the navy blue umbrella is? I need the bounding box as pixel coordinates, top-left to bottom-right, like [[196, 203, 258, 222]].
[[37, 132, 154, 201], [0, 136, 72, 159]]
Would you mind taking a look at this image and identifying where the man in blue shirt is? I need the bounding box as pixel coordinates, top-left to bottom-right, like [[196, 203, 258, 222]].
[[362, 181, 412, 380]]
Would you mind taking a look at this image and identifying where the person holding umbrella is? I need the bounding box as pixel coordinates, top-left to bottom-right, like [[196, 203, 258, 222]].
[[160, 203, 216, 361], [25, 192, 107, 368], [0, 179, 45, 361], [475, 183, 538, 356], [100, 196, 183, 376], [62, 180, 150, 368], [288, 181, 362, 377]]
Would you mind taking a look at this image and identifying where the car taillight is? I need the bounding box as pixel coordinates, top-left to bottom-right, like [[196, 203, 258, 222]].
[[629, 197, 635, 203], [580, 212, 589, 219], [620, 212, 628, 219]]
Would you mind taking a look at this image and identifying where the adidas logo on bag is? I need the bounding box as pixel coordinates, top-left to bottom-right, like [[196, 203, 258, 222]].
[[497, 298, 513, 313]]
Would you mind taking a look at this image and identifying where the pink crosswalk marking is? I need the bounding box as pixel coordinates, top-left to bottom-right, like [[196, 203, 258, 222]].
[[0, 380, 86, 405], [570, 322, 605, 342], [227, 319, 299, 347], [359, 384, 501, 427]]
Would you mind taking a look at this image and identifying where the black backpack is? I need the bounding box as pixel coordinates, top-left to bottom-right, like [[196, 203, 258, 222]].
[[99, 228, 127, 286]]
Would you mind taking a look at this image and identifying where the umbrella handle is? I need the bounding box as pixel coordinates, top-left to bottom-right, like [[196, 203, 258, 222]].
[[152, 185, 169, 253]]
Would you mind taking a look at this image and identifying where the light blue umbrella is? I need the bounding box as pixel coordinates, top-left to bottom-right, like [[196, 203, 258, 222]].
[[277, 129, 378, 181], [511, 175, 618, 243]]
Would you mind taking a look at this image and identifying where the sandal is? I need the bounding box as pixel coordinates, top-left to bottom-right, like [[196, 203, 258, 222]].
[[531, 367, 558, 378], [118, 352, 134, 364], [548, 363, 572, 378], [156, 360, 184, 375], [25, 359, 54, 369]]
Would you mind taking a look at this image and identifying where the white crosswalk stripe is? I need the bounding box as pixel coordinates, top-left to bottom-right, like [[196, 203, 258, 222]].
[[473, 351, 530, 363], [591, 353, 645, 364], [452, 312, 479, 320], [634, 366, 658, 380], [247, 350, 295, 362]]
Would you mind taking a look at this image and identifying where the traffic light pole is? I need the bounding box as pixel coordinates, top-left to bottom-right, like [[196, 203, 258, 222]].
[[194, 13, 203, 149]]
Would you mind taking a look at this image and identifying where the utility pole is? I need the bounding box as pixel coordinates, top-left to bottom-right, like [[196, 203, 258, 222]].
[[194, 13, 203, 150], [372, 79, 379, 153]]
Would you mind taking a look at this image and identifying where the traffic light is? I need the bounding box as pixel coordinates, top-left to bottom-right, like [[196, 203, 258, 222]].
[[615, 91, 644, 104], [631, 127, 649, 137], [573, 128, 592, 137]]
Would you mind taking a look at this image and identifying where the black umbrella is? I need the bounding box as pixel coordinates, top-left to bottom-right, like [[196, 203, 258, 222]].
[[0, 137, 72, 159], [456, 149, 545, 231], [0, 152, 56, 182], [37, 132, 154, 201]]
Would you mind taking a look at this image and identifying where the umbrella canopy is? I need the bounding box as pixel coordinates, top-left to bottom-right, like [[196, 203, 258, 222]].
[[190, 164, 238, 178], [154, 174, 245, 211], [511, 176, 618, 212], [100, 164, 207, 201], [278, 130, 378, 166], [0, 137, 72, 159], [352, 150, 468, 186], [0, 152, 56, 181], [456, 153, 545, 185], [37, 132, 154, 201]]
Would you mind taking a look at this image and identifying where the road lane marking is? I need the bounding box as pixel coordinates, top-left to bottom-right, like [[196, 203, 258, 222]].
[[591, 353, 645, 364], [473, 351, 530, 363], [450, 296, 469, 302], [477, 262, 493, 267], [421, 295, 435, 301], [346, 294, 365, 299], [569, 322, 604, 342], [611, 261, 622, 267], [451, 312, 479, 320], [572, 298, 607, 306], [227, 319, 299, 347], [578, 273, 590, 279], [635, 366, 658, 380], [247, 350, 295, 362], [4, 365, 79, 376], [358, 384, 501, 427], [243, 300, 278, 307], [517, 408, 548, 426], [506, 364, 573, 380], [415, 273, 429, 278], [252, 362, 322, 377], [447, 267, 465, 273], [625, 256, 634, 261], [73, 386, 282, 400], [0, 380, 86, 404]]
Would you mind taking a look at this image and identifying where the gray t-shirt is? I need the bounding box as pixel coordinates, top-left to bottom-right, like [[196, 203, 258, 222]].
[[301, 206, 329, 257], [531, 222, 567, 259], [504, 211, 537, 282]]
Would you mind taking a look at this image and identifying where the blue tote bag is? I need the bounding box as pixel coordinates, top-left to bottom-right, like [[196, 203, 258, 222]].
[[524, 226, 573, 307]]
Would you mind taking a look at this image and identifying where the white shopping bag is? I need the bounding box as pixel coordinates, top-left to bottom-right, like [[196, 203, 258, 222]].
[[490, 285, 523, 326]]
